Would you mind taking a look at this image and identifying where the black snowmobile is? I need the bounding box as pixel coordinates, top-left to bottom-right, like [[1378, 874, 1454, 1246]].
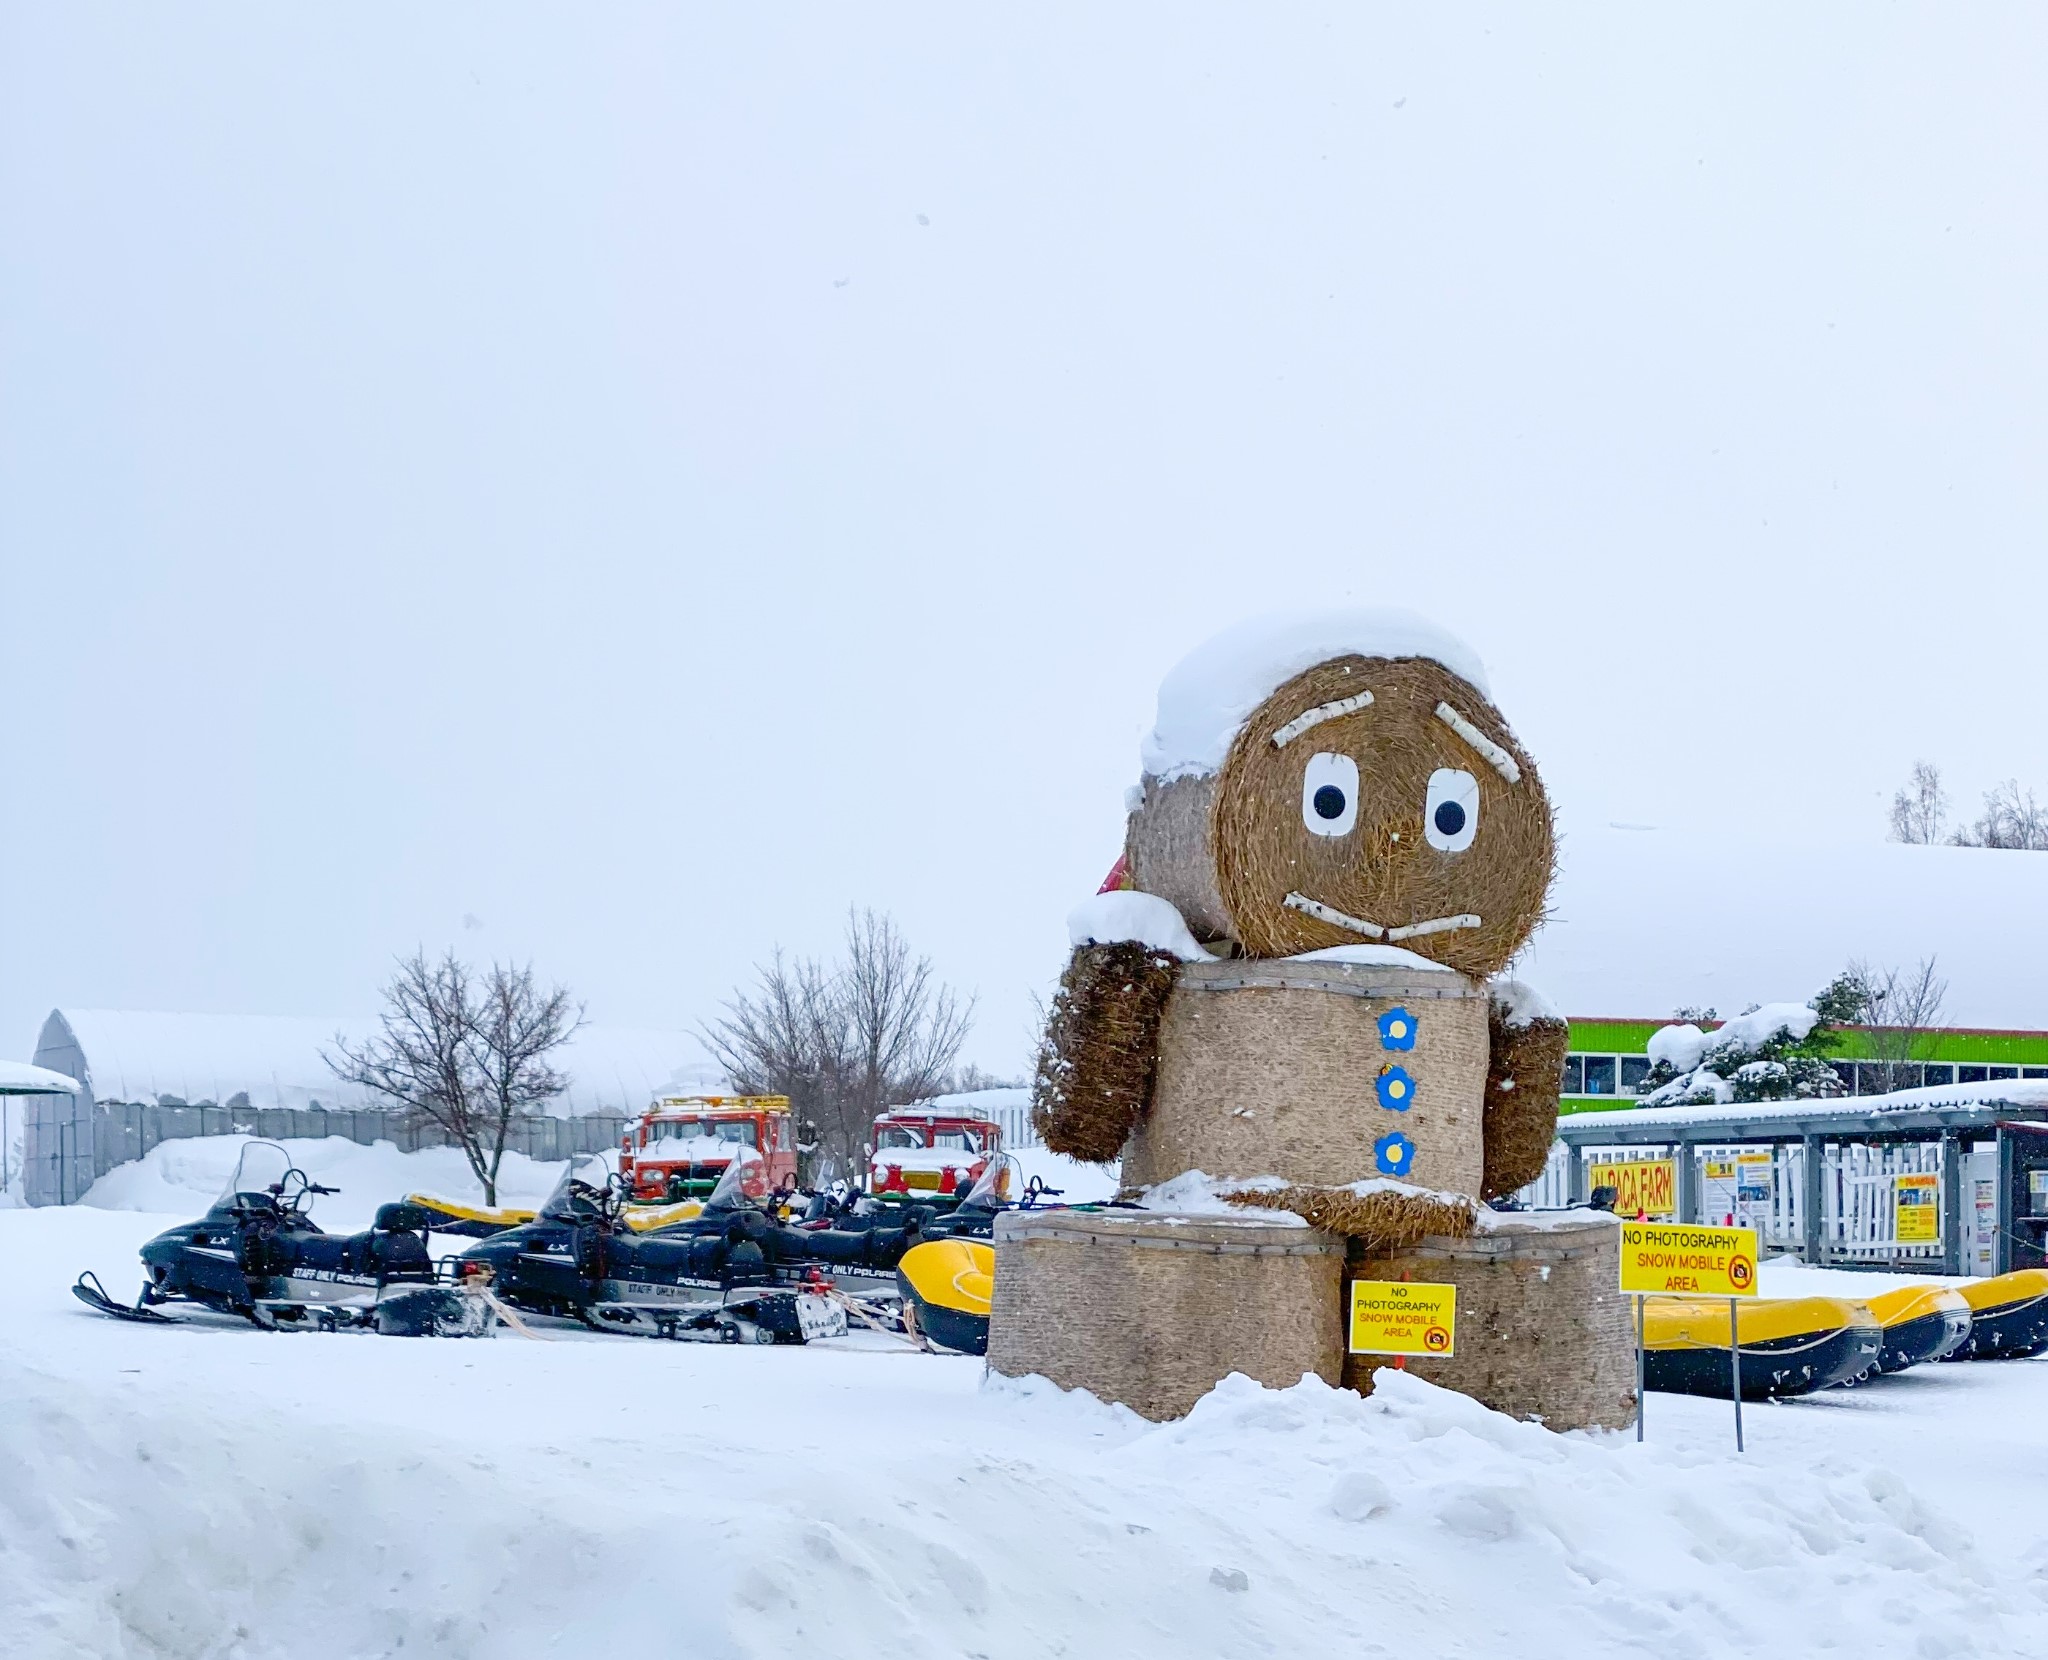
[[455, 1152, 861, 1343], [72, 1140, 489, 1337]]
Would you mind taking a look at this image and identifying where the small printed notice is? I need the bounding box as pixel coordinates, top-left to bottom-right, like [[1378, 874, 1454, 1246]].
[[1348, 1279, 1457, 1357], [1618, 1222, 1759, 1296], [1588, 1159, 1676, 1218], [1894, 1173, 1940, 1244]]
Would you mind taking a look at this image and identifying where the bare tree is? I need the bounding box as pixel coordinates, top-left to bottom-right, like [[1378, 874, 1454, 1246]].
[[327, 949, 582, 1204], [699, 948, 848, 1171], [700, 910, 976, 1183], [1846, 956, 1948, 1094], [1888, 761, 1948, 845], [1951, 780, 2048, 851], [469, 960, 585, 1193]]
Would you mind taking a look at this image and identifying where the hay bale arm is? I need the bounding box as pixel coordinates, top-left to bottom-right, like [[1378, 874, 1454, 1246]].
[[1481, 994, 1568, 1201], [1031, 942, 1180, 1163]]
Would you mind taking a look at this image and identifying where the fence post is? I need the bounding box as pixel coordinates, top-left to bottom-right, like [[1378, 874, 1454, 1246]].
[[1940, 1130, 1964, 1276], [1676, 1136, 1700, 1225], [1801, 1135, 1825, 1264]]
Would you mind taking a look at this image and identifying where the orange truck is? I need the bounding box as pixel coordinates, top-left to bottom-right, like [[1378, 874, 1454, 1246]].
[[868, 1105, 1003, 1208], [619, 1095, 797, 1203]]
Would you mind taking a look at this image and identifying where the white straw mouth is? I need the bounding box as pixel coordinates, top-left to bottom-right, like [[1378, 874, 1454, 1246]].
[[1284, 892, 1482, 943]]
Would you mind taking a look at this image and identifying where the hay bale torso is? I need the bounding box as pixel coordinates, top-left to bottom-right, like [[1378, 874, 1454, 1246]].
[[1121, 957, 1490, 1196], [1344, 1212, 1637, 1432], [987, 1208, 1345, 1422]]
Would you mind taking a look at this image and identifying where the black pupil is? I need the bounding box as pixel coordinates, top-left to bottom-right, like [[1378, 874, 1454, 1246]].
[[1312, 784, 1347, 821], [1434, 800, 1467, 837]]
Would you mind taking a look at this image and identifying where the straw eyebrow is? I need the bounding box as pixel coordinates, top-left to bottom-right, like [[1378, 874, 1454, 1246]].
[[1433, 701, 1521, 784], [1270, 691, 1374, 748]]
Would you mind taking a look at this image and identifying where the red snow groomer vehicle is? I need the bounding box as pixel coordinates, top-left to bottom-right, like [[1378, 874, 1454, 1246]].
[[867, 1106, 1003, 1211], [620, 1096, 797, 1204]]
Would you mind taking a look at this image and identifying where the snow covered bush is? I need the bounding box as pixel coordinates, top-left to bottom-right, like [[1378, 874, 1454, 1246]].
[[1636, 975, 1862, 1107]]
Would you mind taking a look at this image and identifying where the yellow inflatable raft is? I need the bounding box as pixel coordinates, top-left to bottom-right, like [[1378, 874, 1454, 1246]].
[[896, 1237, 993, 1355], [1950, 1269, 2048, 1360], [1641, 1296, 1882, 1399], [1861, 1284, 1973, 1373]]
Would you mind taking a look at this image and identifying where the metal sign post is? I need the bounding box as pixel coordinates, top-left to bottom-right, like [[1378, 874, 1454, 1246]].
[[1619, 1221, 1759, 1453], [1729, 1295, 1744, 1452], [1635, 1293, 1646, 1443]]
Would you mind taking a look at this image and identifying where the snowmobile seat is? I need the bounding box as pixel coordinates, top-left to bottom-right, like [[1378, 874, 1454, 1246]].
[[799, 1219, 919, 1269]]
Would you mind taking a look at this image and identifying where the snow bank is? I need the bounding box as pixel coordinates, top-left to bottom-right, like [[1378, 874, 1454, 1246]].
[[77, 1135, 570, 1232], [4, 1192, 2042, 1660], [1067, 891, 1215, 961], [1515, 821, 2048, 1030], [1139, 608, 1493, 783]]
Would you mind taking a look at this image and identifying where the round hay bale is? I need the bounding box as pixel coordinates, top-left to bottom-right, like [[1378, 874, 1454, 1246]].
[[1342, 1213, 1637, 1432], [987, 1209, 1345, 1422], [1124, 772, 1232, 946], [1121, 957, 1490, 1197], [1210, 655, 1553, 980]]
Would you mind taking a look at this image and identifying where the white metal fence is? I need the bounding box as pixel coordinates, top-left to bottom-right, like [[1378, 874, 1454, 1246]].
[[1516, 1137, 1952, 1262]]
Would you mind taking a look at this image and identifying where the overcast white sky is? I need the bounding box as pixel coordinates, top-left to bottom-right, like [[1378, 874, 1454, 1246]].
[[3, 5, 2044, 1074]]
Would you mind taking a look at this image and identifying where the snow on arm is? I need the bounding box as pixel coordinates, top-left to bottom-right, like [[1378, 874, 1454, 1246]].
[[1067, 891, 1215, 962], [1488, 977, 1560, 1028], [1139, 607, 1494, 782]]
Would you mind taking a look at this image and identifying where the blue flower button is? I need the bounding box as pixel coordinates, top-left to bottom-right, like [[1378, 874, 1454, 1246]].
[[1374, 1133, 1416, 1176], [1376, 1065, 1416, 1112], [1378, 1007, 1417, 1051]]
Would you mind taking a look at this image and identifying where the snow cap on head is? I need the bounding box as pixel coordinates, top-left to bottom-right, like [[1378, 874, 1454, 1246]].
[[1140, 608, 1493, 783]]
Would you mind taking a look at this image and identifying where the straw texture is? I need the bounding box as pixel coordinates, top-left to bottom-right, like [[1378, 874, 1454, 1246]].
[[1031, 941, 1180, 1163], [1221, 1182, 1475, 1250], [1481, 1003, 1569, 1202], [1124, 773, 1233, 946], [987, 1209, 1345, 1422], [1342, 1218, 1637, 1431], [1121, 957, 1490, 1196], [1210, 656, 1554, 979]]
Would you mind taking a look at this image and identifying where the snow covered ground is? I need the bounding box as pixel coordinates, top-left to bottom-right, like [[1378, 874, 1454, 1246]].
[[6, 1161, 2047, 1657]]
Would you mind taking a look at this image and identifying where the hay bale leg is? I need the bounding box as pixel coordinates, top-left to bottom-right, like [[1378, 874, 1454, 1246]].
[[988, 1211, 1345, 1423], [1342, 1219, 1637, 1432]]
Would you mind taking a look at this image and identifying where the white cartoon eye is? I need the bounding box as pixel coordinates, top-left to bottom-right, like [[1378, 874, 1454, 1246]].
[[1424, 768, 1480, 852], [1301, 752, 1359, 837]]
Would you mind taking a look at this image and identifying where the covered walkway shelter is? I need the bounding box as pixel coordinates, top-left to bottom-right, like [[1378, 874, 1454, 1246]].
[[1544, 1079, 2048, 1277]]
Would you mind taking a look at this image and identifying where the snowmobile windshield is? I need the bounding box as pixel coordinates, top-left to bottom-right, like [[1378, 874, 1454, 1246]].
[[960, 1154, 1015, 1210], [220, 1140, 294, 1204], [540, 1153, 613, 1222], [703, 1148, 772, 1213]]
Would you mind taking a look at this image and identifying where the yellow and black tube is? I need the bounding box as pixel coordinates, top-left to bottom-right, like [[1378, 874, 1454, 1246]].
[[402, 1194, 538, 1237], [1641, 1296, 1882, 1400], [1862, 1284, 1973, 1373], [897, 1237, 993, 1356], [1951, 1269, 2048, 1360]]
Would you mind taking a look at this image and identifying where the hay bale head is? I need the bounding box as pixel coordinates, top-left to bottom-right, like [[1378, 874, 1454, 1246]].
[[1123, 956, 1492, 1196], [987, 1209, 1346, 1422], [1211, 655, 1553, 980], [1342, 1214, 1637, 1432]]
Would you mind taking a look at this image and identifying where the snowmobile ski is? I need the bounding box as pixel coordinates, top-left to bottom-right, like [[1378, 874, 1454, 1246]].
[[72, 1271, 179, 1324]]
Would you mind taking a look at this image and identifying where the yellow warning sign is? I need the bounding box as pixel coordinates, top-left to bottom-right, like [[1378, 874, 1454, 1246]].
[[1588, 1159, 1676, 1219], [1348, 1279, 1457, 1357], [1618, 1222, 1759, 1296], [1894, 1173, 1940, 1244]]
